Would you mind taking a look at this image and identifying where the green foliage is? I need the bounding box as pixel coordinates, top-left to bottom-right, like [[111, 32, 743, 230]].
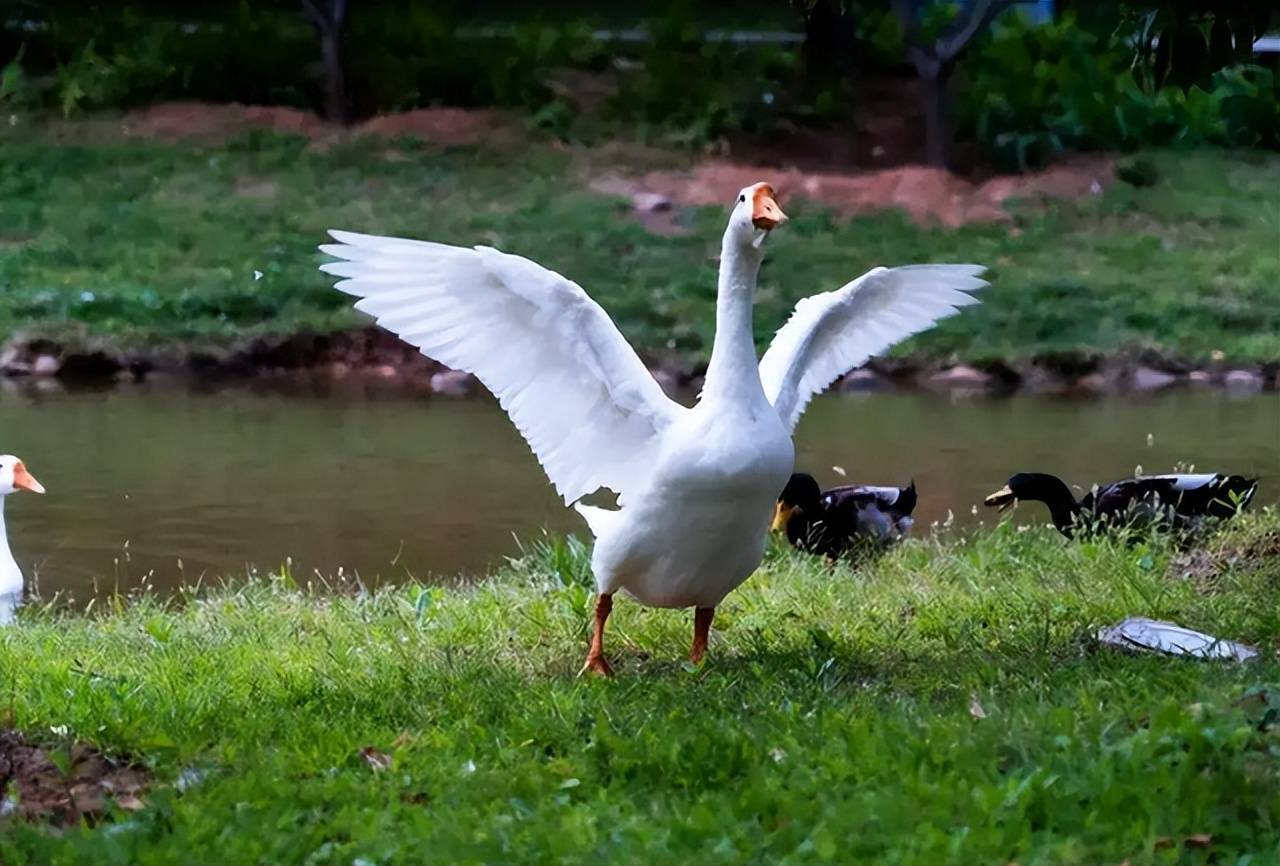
[[34, 5, 315, 115], [958, 13, 1280, 170], [347, 10, 602, 116], [0, 44, 33, 108], [1, 129, 1278, 363], [1122, 3, 1272, 93], [605, 5, 798, 144], [0, 512, 1278, 861]]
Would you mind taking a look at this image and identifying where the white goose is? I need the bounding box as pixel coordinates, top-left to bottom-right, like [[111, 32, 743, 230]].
[[320, 184, 985, 674], [0, 455, 45, 624]]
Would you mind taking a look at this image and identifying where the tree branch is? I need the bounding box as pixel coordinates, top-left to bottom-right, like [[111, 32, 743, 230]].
[[936, 0, 1014, 62], [300, 0, 326, 30], [891, 0, 926, 50], [301, 0, 347, 33]]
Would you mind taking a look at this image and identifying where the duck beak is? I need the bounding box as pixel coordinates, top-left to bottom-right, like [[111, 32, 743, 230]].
[[13, 461, 45, 495], [983, 485, 1014, 511], [771, 501, 795, 533], [751, 185, 788, 231]]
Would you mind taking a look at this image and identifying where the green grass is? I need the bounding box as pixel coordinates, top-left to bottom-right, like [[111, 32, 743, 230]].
[[1, 514, 1279, 863], [1, 125, 1279, 364]]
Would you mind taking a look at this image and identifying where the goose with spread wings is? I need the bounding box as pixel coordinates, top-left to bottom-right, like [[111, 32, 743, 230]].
[[319, 183, 986, 675]]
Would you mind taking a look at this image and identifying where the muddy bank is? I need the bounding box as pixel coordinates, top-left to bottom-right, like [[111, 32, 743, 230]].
[[591, 156, 1115, 229], [0, 730, 150, 824], [2, 331, 1276, 398]]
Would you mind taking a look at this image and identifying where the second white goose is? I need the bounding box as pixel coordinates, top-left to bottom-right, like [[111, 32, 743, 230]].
[[0, 455, 45, 624]]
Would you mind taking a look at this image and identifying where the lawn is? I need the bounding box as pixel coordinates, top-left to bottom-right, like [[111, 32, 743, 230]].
[[1, 514, 1278, 864], [1, 123, 1279, 366]]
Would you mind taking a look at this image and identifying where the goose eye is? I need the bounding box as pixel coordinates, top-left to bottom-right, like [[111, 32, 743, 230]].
[[738, 195, 745, 203]]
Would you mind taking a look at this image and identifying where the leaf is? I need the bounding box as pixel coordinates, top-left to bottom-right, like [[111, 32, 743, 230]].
[[359, 746, 392, 772], [414, 587, 433, 623], [1208, 19, 1235, 72], [1232, 17, 1255, 64], [1185, 834, 1213, 849], [1170, 22, 1209, 91]]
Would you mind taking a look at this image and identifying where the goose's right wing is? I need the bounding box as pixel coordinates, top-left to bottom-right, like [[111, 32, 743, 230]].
[[320, 231, 684, 505]]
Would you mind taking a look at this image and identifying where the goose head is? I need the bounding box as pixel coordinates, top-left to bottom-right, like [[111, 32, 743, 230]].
[[729, 182, 788, 251], [0, 455, 45, 496], [773, 472, 821, 532]]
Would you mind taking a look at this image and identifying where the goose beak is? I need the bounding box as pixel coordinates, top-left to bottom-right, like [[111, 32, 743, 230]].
[[983, 485, 1014, 511], [13, 461, 45, 495], [751, 185, 788, 231], [771, 501, 795, 533]]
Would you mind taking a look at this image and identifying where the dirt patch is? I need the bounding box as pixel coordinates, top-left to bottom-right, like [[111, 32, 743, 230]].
[[0, 731, 150, 824], [590, 156, 1113, 228], [124, 102, 331, 141], [120, 102, 519, 148], [1175, 527, 1280, 589], [358, 107, 516, 146], [234, 176, 281, 199]]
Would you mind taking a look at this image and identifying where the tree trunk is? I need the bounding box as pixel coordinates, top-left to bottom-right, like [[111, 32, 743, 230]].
[[320, 28, 346, 124], [919, 62, 951, 169]]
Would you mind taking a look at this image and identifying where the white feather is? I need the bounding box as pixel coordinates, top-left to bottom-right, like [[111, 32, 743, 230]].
[[759, 265, 987, 431], [1149, 473, 1219, 490], [856, 485, 902, 506], [319, 230, 684, 505]]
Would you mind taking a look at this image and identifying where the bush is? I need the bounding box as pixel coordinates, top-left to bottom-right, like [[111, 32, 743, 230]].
[[958, 12, 1280, 170], [604, 4, 799, 144]]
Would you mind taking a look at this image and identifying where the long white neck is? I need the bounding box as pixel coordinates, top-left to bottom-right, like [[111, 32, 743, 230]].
[[703, 234, 765, 403], [0, 496, 20, 597]]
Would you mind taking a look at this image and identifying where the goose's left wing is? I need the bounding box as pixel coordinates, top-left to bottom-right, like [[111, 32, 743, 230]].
[[759, 265, 987, 432]]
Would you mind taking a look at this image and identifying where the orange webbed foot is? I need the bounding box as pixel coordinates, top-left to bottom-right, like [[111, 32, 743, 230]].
[[579, 653, 615, 678]]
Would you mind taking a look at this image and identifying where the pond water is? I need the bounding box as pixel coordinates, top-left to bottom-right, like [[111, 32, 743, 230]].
[[0, 382, 1276, 602]]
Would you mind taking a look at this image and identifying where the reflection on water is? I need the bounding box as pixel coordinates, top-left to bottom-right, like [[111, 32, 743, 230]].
[[0, 380, 1276, 601]]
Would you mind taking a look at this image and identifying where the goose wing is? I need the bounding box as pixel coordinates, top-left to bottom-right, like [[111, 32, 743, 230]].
[[320, 230, 684, 505], [758, 265, 987, 432]]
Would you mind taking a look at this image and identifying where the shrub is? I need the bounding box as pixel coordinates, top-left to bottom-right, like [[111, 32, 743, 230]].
[[604, 4, 798, 144], [957, 12, 1280, 170]]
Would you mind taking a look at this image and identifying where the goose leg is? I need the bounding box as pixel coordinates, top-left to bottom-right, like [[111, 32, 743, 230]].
[[580, 593, 614, 677], [691, 606, 715, 664]]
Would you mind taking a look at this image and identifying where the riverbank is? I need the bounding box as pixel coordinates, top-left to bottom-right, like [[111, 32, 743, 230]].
[[2, 117, 1279, 393], [1, 515, 1278, 862], [3, 327, 1278, 397]]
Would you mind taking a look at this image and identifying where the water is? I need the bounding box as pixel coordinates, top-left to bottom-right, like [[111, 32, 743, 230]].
[[0, 382, 1276, 602]]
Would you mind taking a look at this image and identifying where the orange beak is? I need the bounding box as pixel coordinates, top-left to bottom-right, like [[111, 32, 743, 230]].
[[13, 461, 45, 494], [751, 184, 788, 230]]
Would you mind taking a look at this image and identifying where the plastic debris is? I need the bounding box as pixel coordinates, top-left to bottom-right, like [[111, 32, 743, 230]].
[[1097, 617, 1258, 661]]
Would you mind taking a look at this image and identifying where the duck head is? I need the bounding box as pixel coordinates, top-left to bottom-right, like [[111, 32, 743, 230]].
[[984, 472, 1076, 512], [0, 455, 44, 496], [728, 182, 788, 251], [773, 472, 821, 532]]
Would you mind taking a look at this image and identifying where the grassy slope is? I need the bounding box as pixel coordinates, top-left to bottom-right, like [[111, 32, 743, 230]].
[[1, 126, 1278, 364], [1, 516, 1278, 864]]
